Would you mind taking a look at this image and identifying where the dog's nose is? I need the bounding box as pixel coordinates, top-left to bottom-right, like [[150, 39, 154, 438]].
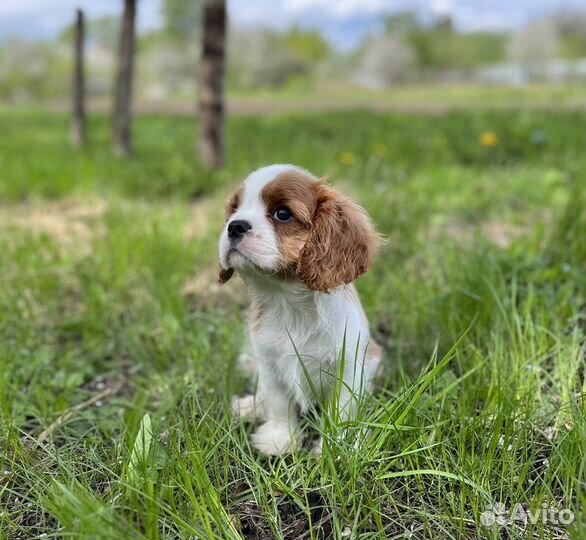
[[227, 219, 252, 240]]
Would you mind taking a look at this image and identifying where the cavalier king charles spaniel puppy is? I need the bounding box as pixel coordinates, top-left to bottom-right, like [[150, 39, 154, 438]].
[[219, 164, 382, 455]]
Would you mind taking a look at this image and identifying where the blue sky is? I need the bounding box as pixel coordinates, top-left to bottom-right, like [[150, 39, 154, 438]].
[[0, 0, 584, 51]]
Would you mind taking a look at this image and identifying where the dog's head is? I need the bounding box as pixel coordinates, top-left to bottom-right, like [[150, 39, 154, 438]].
[[218, 164, 381, 292]]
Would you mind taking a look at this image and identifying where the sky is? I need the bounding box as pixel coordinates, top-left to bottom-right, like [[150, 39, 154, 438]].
[[0, 0, 584, 51]]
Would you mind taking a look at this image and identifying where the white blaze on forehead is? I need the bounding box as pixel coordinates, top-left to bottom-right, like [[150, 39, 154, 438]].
[[241, 164, 317, 208]]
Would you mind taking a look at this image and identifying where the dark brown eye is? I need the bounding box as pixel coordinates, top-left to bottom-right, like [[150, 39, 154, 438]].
[[273, 206, 294, 223]]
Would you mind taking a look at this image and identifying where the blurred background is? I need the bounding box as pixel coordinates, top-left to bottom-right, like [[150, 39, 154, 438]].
[[1, 0, 585, 108]]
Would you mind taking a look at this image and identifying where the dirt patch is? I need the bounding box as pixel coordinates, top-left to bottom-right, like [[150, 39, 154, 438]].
[[480, 222, 528, 248], [44, 97, 586, 118], [0, 198, 107, 253], [431, 219, 529, 248], [230, 488, 332, 540]]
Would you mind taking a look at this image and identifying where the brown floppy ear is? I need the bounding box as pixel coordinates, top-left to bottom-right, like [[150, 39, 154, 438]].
[[218, 266, 234, 284], [296, 185, 381, 292]]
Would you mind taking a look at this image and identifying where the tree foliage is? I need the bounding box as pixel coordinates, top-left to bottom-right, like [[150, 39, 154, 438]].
[[384, 13, 507, 72], [554, 12, 586, 58], [161, 0, 203, 41], [228, 27, 331, 90], [283, 28, 330, 63], [507, 20, 560, 67], [357, 36, 416, 87]]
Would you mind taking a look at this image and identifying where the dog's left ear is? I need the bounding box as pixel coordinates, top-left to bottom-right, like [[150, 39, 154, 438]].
[[218, 266, 234, 284], [296, 185, 382, 292]]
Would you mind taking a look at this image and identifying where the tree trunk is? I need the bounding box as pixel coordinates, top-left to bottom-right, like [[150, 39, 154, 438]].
[[113, 0, 136, 157], [198, 0, 226, 169], [70, 9, 86, 148]]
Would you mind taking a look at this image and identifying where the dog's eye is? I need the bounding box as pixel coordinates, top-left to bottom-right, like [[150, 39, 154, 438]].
[[273, 206, 294, 223]]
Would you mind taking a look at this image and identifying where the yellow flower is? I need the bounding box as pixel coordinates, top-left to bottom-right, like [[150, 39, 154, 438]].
[[480, 131, 499, 148], [373, 143, 387, 157], [339, 152, 356, 166]]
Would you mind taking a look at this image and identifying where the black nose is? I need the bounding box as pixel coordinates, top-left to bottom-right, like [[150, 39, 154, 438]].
[[227, 219, 252, 239]]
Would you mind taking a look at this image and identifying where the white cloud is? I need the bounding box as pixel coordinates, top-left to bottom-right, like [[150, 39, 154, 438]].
[[430, 0, 454, 16], [285, 0, 392, 19]]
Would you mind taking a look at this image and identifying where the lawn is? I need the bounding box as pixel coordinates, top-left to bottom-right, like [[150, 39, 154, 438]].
[[0, 107, 585, 539]]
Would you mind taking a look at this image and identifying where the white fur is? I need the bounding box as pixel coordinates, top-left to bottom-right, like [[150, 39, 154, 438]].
[[221, 165, 381, 456]]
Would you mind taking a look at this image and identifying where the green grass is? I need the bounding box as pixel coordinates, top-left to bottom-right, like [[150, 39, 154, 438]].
[[0, 107, 585, 539]]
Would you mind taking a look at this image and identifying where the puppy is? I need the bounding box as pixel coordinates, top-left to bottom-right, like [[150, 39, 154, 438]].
[[219, 164, 382, 455]]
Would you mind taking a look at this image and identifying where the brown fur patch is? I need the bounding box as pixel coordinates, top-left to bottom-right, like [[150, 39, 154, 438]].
[[261, 170, 319, 268], [296, 185, 382, 292]]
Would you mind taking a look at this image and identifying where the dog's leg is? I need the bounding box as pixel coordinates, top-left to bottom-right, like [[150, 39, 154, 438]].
[[249, 363, 300, 456], [237, 338, 258, 378], [232, 337, 263, 421], [314, 343, 381, 456], [232, 393, 265, 421]]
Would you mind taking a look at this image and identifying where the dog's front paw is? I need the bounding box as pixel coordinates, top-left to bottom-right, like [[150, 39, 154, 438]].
[[232, 394, 263, 421], [311, 436, 323, 457], [250, 421, 299, 456]]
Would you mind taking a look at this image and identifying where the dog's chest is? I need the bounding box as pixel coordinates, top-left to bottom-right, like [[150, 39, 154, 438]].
[[251, 296, 337, 385], [252, 306, 334, 363]]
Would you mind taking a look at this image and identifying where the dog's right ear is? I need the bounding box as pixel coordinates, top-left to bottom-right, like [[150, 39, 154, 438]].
[[218, 266, 234, 284]]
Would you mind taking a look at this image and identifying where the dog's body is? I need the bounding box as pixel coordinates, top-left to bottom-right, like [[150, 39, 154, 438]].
[[218, 164, 382, 455]]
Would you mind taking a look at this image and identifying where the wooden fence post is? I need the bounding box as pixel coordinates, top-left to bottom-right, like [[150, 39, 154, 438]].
[[113, 0, 137, 156], [197, 0, 227, 169], [71, 9, 86, 148]]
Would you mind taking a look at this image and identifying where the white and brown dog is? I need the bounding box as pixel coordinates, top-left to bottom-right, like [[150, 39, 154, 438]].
[[219, 164, 382, 455]]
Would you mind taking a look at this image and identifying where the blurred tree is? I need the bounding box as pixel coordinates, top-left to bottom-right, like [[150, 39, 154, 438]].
[[283, 28, 330, 64], [162, 0, 203, 41], [198, 0, 226, 169], [113, 0, 137, 156], [228, 29, 313, 89], [59, 16, 119, 49], [554, 12, 586, 58], [71, 9, 86, 148], [384, 12, 420, 36], [0, 40, 67, 101], [508, 20, 560, 78], [89, 17, 120, 48], [384, 11, 506, 74], [356, 36, 415, 87]]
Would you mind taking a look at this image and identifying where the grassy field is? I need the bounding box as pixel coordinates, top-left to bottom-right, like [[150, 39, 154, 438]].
[[0, 106, 585, 539], [227, 84, 586, 112]]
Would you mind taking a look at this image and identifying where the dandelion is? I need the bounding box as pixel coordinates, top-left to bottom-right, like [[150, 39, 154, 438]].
[[480, 131, 499, 148], [373, 143, 387, 157], [339, 152, 355, 166]]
